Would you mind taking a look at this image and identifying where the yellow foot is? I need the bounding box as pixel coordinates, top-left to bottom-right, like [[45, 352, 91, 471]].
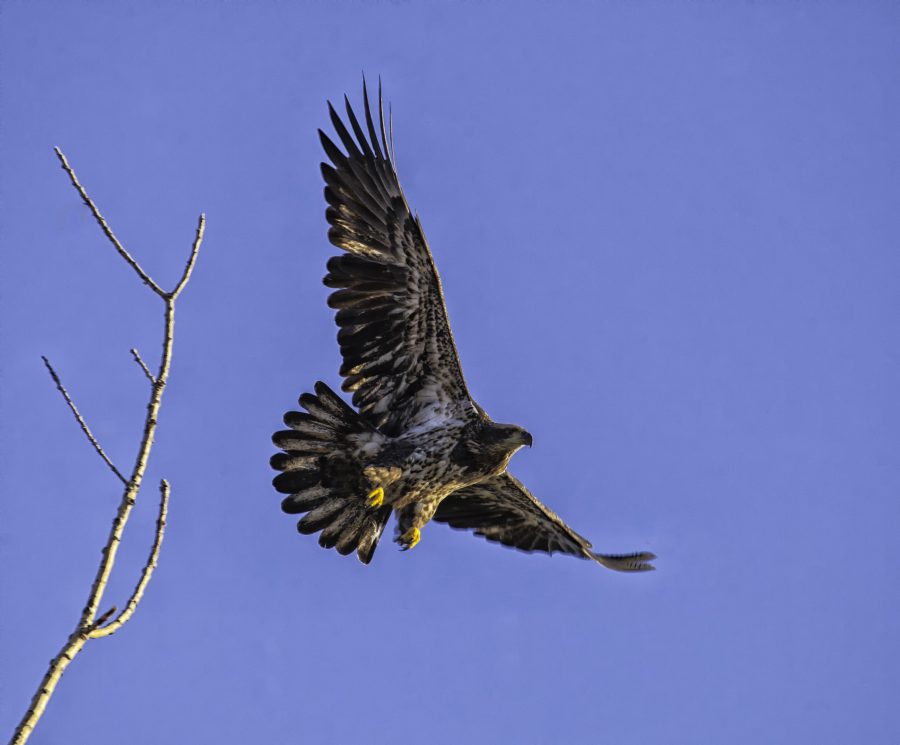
[[397, 527, 421, 551], [366, 487, 384, 508]]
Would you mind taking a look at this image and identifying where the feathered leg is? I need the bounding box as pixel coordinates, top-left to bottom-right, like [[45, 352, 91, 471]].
[[363, 465, 402, 508], [395, 498, 441, 551]]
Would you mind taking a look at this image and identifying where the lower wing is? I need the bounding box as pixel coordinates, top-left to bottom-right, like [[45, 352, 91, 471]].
[[432, 472, 655, 572]]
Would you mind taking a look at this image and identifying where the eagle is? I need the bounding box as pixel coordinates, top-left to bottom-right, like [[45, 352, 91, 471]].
[[271, 81, 655, 572]]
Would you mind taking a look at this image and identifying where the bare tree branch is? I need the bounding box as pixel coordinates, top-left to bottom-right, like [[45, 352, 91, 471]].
[[53, 147, 167, 298], [130, 348, 156, 385], [40, 355, 128, 485], [170, 215, 206, 299], [8, 149, 205, 745]]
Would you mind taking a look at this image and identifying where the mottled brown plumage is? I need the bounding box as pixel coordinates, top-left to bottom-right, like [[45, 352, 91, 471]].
[[272, 81, 655, 571]]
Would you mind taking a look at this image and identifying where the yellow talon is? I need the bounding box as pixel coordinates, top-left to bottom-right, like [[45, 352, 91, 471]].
[[398, 527, 420, 551], [366, 487, 384, 508]]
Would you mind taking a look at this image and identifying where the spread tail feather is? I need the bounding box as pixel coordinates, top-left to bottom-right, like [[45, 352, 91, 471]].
[[272, 381, 390, 564]]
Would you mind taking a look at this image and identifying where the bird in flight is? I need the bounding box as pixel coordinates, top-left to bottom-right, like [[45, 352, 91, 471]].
[[271, 81, 655, 572]]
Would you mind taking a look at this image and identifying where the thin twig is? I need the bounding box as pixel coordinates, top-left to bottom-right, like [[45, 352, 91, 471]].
[[91, 480, 169, 639], [40, 356, 127, 486], [170, 214, 205, 299], [130, 348, 156, 384], [53, 147, 166, 298], [91, 606, 118, 630]]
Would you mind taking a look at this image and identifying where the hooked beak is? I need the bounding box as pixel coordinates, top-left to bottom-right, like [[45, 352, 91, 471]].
[[522, 431, 533, 448]]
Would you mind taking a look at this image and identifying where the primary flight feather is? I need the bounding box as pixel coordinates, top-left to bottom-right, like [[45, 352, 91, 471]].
[[271, 81, 655, 571]]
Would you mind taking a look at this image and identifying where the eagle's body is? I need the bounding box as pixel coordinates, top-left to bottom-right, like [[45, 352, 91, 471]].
[[384, 418, 531, 522], [272, 81, 655, 571]]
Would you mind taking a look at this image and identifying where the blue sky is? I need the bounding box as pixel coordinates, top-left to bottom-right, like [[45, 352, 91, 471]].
[[1, 2, 899, 743]]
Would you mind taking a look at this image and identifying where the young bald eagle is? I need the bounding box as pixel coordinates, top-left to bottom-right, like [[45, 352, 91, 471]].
[[271, 81, 655, 572]]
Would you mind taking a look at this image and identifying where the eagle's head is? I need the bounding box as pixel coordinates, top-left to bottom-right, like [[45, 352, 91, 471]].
[[479, 422, 533, 473], [493, 423, 533, 451]]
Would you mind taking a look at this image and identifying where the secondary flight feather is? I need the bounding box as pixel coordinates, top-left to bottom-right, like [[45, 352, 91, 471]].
[[271, 80, 655, 571]]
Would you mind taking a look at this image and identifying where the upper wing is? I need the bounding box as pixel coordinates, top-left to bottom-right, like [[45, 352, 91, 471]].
[[432, 472, 656, 572], [320, 81, 479, 436]]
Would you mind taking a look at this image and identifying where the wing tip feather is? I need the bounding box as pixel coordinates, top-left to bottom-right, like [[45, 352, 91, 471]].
[[591, 551, 657, 572]]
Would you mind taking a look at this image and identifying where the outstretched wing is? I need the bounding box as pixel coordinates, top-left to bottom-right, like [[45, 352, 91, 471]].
[[320, 81, 479, 436], [433, 473, 656, 572]]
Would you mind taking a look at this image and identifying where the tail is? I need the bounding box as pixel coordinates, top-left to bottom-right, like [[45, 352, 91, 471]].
[[271, 381, 392, 564]]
